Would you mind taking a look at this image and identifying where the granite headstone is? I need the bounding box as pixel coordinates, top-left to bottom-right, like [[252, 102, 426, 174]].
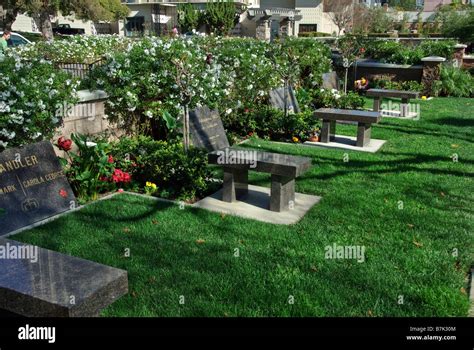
[[322, 72, 339, 90], [0, 141, 76, 236], [189, 106, 230, 152], [269, 86, 301, 114]]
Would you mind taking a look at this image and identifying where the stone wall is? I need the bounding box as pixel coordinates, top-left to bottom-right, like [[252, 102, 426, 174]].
[[54, 90, 122, 157]]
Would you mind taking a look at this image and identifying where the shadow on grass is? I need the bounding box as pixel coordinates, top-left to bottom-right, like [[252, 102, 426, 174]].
[[431, 118, 474, 128]]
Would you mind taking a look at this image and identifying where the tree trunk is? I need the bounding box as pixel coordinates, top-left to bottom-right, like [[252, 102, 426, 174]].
[[34, 11, 54, 41], [3, 9, 19, 31]]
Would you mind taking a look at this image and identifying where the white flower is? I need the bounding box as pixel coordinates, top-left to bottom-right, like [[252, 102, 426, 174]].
[[145, 110, 153, 118], [226, 108, 232, 115]]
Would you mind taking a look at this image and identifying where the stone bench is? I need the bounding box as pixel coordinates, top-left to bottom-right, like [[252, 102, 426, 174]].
[[208, 149, 311, 212], [314, 108, 382, 147], [189, 106, 312, 213], [367, 88, 419, 118], [0, 238, 128, 317]]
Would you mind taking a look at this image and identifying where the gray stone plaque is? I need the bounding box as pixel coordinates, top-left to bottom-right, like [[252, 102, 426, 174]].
[[0, 141, 76, 236], [269, 86, 301, 114], [189, 106, 230, 152]]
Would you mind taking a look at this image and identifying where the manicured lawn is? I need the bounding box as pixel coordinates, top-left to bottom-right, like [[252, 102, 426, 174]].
[[14, 97, 473, 317]]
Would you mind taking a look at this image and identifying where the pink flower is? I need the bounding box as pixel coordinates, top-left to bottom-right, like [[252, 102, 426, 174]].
[[108, 155, 114, 164], [118, 188, 124, 193], [59, 189, 68, 198]]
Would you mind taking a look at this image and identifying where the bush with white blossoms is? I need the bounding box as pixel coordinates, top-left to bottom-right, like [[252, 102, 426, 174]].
[[90, 36, 227, 139], [0, 51, 79, 150], [14, 35, 131, 64], [89, 36, 332, 140]]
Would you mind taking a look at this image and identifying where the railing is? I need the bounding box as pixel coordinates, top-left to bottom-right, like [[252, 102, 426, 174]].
[[54, 58, 106, 80]]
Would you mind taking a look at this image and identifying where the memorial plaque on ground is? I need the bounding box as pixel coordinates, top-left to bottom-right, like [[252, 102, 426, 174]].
[[269, 86, 301, 114], [189, 106, 230, 152], [0, 141, 76, 236]]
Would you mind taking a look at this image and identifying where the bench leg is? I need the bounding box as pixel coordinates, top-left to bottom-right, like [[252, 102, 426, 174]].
[[356, 123, 371, 147], [270, 175, 295, 212], [400, 98, 409, 117], [321, 119, 336, 143], [373, 97, 381, 112], [222, 167, 248, 202]]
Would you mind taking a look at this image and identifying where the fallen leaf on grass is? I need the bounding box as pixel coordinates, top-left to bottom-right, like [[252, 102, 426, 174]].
[[196, 239, 205, 244], [413, 240, 423, 248], [123, 227, 131, 233], [440, 192, 446, 197], [310, 265, 318, 272], [148, 276, 157, 283], [131, 291, 138, 298], [407, 224, 414, 229], [367, 310, 373, 317], [460, 288, 467, 295], [451, 144, 459, 149], [220, 213, 226, 219], [152, 219, 159, 225]]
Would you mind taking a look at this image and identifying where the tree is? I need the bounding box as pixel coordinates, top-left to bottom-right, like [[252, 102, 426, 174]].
[[1, 0, 129, 40], [389, 0, 417, 11], [177, 3, 199, 34], [205, 0, 237, 36], [324, 0, 355, 36], [435, 4, 474, 43]]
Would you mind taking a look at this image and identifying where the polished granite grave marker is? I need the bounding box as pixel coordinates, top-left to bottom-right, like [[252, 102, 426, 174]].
[[189, 106, 230, 152], [0, 141, 76, 236]]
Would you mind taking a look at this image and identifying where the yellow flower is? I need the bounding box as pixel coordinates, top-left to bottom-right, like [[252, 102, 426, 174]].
[[151, 183, 157, 189], [292, 136, 299, 143], [361, 77, 367, 85], [421, 96, 427, 100], [146, 182, 152, 187]]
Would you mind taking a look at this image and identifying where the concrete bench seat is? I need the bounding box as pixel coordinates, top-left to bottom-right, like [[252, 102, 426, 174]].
[[208, 149, 311, 212], [367, 88, 419, 118], [314, 108, 382, 147], [190, 106, 312, 213], [0, 238, 128, 317]]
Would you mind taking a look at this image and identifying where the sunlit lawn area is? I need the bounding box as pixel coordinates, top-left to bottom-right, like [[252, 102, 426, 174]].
[[14, 97, 474, 317]]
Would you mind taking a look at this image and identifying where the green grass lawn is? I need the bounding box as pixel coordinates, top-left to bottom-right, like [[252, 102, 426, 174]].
[[14, 97, 474, 317]]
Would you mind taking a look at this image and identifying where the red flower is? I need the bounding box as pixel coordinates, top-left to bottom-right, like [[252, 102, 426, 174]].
[[244, 108, 250, 114], [359, 47, 366, 54], [57, 137, 72, 152], [59, 189, 68, 198], [118, 188, 124, 193], [112, 169, 131, 184], [99, 176, 108, 182], [108, 155, 114, 164]]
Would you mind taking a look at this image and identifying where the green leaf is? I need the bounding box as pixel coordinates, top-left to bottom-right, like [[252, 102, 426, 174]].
[[162, 110, 177, 130]]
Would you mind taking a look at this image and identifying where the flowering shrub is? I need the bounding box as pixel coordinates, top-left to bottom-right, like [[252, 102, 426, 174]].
[[312, 89, 365, 110], [0, 52, 79, 150], [90, 36, 227, 140], [57, 133, 134, 201], [89, 36, 332, 140], [110, 136, 213, 201], [14, 35, 130, 64]]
